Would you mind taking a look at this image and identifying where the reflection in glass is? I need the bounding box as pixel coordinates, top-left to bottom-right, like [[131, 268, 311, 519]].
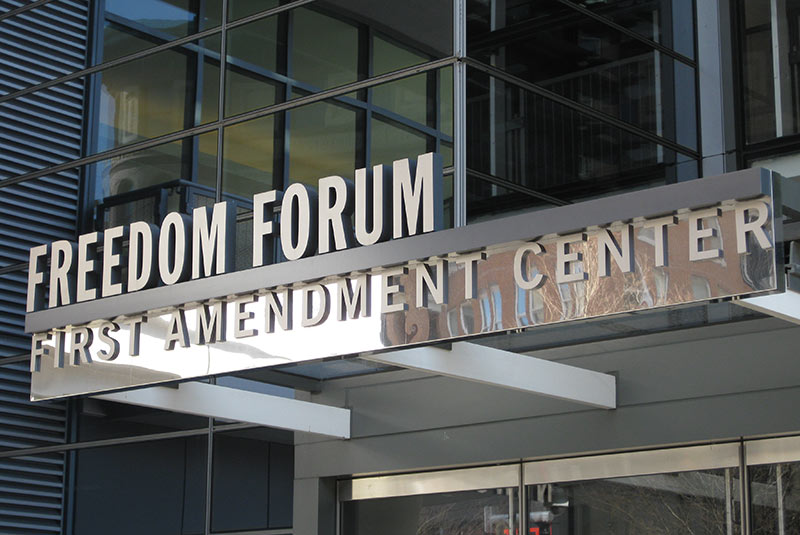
[[370, 118, 429, 169], [92, 132, 218, 229], [466, 68, 698, 220], [292, 7, 359, 90], [527, 469, 741, 534], [102, 0, 222, 62], [467, 0, 696, 148], [751, 462, 800, 534], [222, 115, 279, 198], [97, 37, 220, 152], [342, 487, 518, 534], [740, 0, 800, 143], [289, 100, 358, 185], [228, 0, 281, 22]]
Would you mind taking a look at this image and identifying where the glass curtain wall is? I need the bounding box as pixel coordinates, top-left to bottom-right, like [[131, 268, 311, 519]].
[[738, 0, 800, 176], [465, 0, 699, 220], [84, 0, 456, 266]]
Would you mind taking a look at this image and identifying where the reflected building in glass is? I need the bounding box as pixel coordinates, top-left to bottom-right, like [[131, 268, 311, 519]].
[[4, 0, 800, 534]]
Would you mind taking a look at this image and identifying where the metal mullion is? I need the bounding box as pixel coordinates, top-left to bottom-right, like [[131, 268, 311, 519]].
[[466, 167, 568, 206], [466, 57, 702, 160], [0, 0, 315, 107], [0, 421, 258, 460], [0, 0, 56, 22], [0, 27, 223, 107], [215, 0, 228, 202], [552, 0, 697, 69], [453, 0, 466, 227], [0, 57, 459, 190]]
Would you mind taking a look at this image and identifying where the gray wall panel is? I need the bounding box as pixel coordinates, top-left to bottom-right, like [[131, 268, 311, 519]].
[[296, 321, 800, 478]]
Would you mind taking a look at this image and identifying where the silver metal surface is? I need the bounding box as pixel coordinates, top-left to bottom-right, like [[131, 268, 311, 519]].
[[318, 175, 354, 254], [391, 153, 443, 238], [746, 436, 800, 466], [523, 443, 741, 485], [26, 168, 778, 333], [191, 201, 235, 279], [96, 381, 350, 438], [29, 193, 780, 400], [364, 341, 616, 408], [339, 464, 519, 501], [158, 212, 191, 285]]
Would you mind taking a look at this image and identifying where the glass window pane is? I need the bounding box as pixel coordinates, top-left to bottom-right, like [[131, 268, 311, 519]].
[[211, 428, 293, 532], [96, 37, 220, 153], [291, 7, 360, 91], [562, 0, 695, 59], [288, 100, 359, 185], [467, 0, 696, 148], [373, 35, 429, 77], [466, 67, 699, 220], [225, 15, 284, 117], [73, 437, 207, 534], [223, 115, 278, 198], [370, 118, 429, 168], [750, 462, 800, 533], [343, 486, 518, 534], [228, 0, 281, 22], [105, 0, 221, 38], [91, 132, 218, 230], [525, 468, 741, 534]]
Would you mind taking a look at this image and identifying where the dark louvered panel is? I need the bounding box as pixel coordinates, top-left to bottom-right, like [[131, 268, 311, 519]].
[[0, 1, 86, 534]]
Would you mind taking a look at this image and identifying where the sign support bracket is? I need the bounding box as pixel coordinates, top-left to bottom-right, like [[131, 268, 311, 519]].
[[95, 381, 351, 439]]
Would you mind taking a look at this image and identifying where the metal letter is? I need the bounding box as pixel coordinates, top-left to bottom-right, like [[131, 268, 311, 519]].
[[234, 294, 258, 338], [597, 225, 634, 278], [128, 221, 159, 292], [30, 332, 53, 372], [513, 243, 546, 290], [97, 321, 121, 361], [415, 258, 448, 308], [355, 164, 390, 246], [192, 201, 235, 279], [76, 232, 101, 302], [381, 266, 409, 313], [265, 289, 293, 332], [454, 251, 486, 300], [102, 226, 127, 297], [159, 212, 192, 285], [252, 190, 282, 267], [642, 215, 678, 267], [302, 284, 331, 327], [52, 330, 66, 368], [69, 327, 93, 366], [735, 200, 773, 254], [196, 301, 226, 344], [336, 274, 371, 321], [165, 309, 190, 350], [124, 315, 147, 356], [26, 244, 49, 313], [689, 207, 723, 261], [318, 175, 354, 254], [556, 233, 588, 283], [392, 152, 443, 238], [49, 240, 76, 308], [281, 183, 318, 261]]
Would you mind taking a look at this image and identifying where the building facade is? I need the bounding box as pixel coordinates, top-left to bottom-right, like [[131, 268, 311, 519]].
[[2, 0, 800, 534]]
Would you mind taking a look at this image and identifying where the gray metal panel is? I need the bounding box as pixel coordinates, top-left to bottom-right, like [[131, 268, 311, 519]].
[[25, 167, 776, 333]]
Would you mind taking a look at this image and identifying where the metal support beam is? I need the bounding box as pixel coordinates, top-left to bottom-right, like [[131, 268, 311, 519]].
[[363, 342, 616, 409], [737, 290, 800, 326], [96, 381, 351, 438]]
